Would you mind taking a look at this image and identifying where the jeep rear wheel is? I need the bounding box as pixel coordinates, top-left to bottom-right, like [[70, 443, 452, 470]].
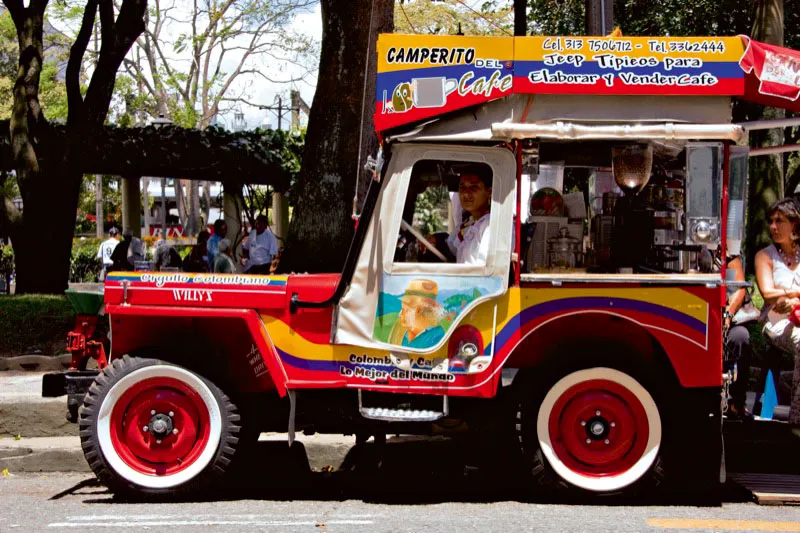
[[79, 356, 241, 499], [519, 367, 664, 497]]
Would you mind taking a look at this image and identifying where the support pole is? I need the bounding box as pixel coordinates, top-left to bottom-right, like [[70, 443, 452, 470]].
[[585, 0, 613, 36], [95, 175, 103, 237], [271, 191, 289, 246], [142, 177, 151, 236], [161, 178, 168, 240], [121, 176, 142, 238], [223, 184, 243, 272]]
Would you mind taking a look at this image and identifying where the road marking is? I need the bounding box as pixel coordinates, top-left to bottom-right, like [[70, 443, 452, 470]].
[[65, 514, 376, 521], [648, 518, 800, 531], [49, 520, 374, 528]]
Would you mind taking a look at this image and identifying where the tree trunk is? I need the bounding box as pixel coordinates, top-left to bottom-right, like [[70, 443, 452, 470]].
[[15, 167, 82, 294], [514, 0, 526, 36], [279, 0, 393, 273], [745, 0, 784, 265], [5, 1, 71, 294]]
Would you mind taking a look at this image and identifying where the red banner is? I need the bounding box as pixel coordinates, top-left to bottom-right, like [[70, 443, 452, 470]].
[[739, 36, 800, 111]]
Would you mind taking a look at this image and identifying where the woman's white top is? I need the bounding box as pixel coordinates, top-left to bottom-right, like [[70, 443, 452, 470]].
[[765, 244, 800, 290], [764, 244, 800, 323]]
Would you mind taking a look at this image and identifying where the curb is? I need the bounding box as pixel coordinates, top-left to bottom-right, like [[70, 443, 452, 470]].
[[0, 355, 72, 372], [0, 437, 89, 473]]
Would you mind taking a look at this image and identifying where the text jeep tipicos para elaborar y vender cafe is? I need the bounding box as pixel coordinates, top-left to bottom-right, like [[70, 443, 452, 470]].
[[43, 33, 800, 500]]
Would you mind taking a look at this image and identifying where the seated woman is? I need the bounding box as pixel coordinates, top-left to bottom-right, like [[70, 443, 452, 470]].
[[724, 248, 754, 419], [755, 198, 800, 426]]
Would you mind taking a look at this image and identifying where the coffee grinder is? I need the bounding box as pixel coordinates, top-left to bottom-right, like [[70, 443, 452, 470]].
[[611, 144, 653, 270]]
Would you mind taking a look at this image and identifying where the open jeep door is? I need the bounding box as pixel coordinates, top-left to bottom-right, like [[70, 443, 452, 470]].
[[334, 143, 517, 361]]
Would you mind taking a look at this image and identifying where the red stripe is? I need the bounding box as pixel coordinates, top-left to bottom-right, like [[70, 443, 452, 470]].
[[514, 76, 744, 95]]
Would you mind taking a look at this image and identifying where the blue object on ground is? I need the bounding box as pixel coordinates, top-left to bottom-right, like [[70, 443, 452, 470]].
[[761, 369, 778, 420]]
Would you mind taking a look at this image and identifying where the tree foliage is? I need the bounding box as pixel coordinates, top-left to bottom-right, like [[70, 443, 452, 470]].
[[394, 0, 512, 36], [0, 10, 69, 122], [0, 119, 304, 187], [2, 0, 148, 294]]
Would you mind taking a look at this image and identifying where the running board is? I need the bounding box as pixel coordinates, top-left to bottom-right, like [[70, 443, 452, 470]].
[[358, 390, 448, 422]]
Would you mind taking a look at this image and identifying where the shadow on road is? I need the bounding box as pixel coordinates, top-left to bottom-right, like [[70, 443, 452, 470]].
[[57, 433, 778, 507]]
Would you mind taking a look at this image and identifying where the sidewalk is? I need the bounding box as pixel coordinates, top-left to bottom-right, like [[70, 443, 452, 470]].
[[0, 370, 360, 473], [0, 371, 76, 439]]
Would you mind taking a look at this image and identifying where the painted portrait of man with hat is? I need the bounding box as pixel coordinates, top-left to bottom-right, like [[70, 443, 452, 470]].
[[394, 278, 446, 349]]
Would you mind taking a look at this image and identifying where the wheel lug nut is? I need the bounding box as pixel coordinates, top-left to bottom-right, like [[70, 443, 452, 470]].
[[151, 410, 156, 415], [156, 439, 162, 444], [605, 439, 610, 444], [610, 422, 616, 427], [585, 438, 591, 444], [142, 425, 148, 432], [581, 421, 586, 426], [169, 411, 174, 417], [595, 410, 601, 416], [173, 429, 179, 435]]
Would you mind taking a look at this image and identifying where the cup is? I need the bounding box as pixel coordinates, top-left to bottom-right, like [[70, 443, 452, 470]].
[[412, 77, 458, 108]]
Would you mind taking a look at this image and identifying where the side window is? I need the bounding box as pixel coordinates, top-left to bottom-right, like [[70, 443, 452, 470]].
[[394, 160, 493, 266]]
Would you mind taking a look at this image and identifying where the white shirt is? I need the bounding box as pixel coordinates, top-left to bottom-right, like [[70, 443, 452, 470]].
[[97, 238, 119, 267], [447, 213, 490, 265], [243, 228, 278, 270]]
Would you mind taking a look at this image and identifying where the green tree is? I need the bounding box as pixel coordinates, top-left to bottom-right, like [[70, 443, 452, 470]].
[[1, 0, 147, 294], [0, 10, 69, 121], [395, 0, 512, 35]]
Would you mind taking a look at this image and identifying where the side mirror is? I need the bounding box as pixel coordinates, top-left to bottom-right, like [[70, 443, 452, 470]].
[[685, 143, 723, 247]]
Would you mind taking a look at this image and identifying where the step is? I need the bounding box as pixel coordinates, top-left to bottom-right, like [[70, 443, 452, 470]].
[[359, 406, 447, 422], [358, 390, 448, 422]]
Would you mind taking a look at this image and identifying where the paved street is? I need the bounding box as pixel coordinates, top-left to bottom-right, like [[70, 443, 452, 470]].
[[4, 471, 800, 533], [3, 434, 800, 533]]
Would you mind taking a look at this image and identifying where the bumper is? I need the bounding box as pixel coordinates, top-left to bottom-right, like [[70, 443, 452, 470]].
[[42, 371, 99, 423], [42, 370, 99, 398]]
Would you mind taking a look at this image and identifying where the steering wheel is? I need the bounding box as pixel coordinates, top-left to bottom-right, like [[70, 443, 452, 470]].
[[400, 220, 448, 262]]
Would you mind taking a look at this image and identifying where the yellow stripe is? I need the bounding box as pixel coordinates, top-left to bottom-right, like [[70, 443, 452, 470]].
[[514, 36, 744, 62], [378, 34, 514, 73], [377, 35, 744, 74], [647, 518, 800, 531], [264, 287, 707, 363]]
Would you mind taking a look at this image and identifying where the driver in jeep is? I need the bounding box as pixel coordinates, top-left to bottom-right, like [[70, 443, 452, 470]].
[[446, 171, 492, 265]]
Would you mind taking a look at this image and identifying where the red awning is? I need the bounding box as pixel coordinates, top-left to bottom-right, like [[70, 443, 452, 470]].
[[740, 36, 800, 112]]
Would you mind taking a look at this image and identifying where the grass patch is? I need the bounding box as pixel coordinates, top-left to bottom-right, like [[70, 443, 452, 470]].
[[0, 295, 75, 357]]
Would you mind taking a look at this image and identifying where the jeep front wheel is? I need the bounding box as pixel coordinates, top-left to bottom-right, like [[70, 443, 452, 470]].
[[79, 356, 241, 499]]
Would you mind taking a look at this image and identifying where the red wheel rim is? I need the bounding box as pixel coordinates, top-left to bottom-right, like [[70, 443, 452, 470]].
[[109, 377, 211, 476], [548, 379, 649, 478]]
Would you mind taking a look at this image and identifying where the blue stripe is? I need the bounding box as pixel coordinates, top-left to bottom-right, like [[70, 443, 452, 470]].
[[277, 347, 396, 373], [485, 297, 706, 355], [514, 60, 742, 79], [105, 275, 140, 282]]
